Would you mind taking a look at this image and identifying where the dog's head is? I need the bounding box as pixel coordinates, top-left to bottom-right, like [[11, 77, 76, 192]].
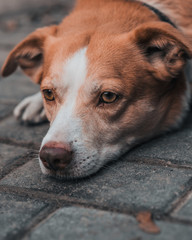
[[1, 22, 192, 178]]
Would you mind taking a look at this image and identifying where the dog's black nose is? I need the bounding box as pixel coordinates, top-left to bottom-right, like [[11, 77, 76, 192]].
[[40, 142, 72, 171]]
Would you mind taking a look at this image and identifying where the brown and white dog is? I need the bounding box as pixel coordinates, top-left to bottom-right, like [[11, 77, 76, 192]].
[[1, 0, 192, 179]]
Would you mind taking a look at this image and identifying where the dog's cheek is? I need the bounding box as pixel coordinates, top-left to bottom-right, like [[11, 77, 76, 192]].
[[81, 113, 116, 148]]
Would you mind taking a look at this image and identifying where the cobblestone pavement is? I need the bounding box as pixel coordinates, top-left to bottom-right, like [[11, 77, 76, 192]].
[[0, 3, 192, 240]]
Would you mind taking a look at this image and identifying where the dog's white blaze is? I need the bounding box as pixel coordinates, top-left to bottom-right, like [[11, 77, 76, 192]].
[[41, 47, 88, 148], [62, 47, 87, 97]]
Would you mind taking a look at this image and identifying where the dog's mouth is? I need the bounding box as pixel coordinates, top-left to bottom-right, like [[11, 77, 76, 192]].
[[39, 154, 104, 180]]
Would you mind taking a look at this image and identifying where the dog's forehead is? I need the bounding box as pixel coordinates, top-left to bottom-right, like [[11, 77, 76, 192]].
[[42, 33, 137, 90], [42, 46, 88, 89], [60, 47, 88, 89], [43, 33, 124, 78]]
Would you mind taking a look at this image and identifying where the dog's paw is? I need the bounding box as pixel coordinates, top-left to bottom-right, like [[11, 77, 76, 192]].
[[13, 92, 47, 125]]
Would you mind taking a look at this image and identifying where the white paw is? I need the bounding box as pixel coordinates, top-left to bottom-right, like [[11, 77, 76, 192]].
[[13, 92, 47, 124]]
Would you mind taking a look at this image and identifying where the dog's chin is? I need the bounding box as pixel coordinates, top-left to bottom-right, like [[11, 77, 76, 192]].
[[38, 158, 103, 180]]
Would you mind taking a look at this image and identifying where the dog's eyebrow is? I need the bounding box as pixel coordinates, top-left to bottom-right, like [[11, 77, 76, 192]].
[[40, 85, 54, 90], [90, 83, 102, 95]]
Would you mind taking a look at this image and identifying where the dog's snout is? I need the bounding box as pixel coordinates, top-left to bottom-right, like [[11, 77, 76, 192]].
[[40, 142, 72, 171]]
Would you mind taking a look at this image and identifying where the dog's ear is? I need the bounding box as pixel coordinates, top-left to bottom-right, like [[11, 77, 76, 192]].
[[130, 22, 192, 80], [1, 25, 57, 84]]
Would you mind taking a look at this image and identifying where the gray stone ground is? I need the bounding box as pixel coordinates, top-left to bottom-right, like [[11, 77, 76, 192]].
[[0, 2, 192, 240]]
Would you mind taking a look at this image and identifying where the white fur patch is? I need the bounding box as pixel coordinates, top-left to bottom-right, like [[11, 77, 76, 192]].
[[63, 47, 87, 92], [41, 47, 88, 147]]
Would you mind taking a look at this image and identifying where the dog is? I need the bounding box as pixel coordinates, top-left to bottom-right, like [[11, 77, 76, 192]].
[[1, 0, 192, 179]]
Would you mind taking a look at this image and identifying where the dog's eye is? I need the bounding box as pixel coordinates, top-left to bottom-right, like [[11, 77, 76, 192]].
[[43, 89, 55, 101], [100, 91, 118, 104]]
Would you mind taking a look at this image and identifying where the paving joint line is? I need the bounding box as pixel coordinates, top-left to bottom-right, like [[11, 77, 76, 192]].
[[1, 183, 192, 237], [160, 216, 192, 226], [127, 157, 192, 170], [0, 153, 37, 181], [171, 191, 192, 215], [0, 137, 40, 150], [0, 185, 157, 216], [14, 204, 59, 240], [165, 177, 192, 215], [0, 184, 189, 224]]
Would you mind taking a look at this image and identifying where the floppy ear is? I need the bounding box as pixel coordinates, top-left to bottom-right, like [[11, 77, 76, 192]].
[[1, 25, 57, 84], [130, 22, 192, 80]]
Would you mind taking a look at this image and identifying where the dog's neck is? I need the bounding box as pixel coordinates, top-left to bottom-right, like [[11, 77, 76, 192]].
[[140, 2, 177, 28]]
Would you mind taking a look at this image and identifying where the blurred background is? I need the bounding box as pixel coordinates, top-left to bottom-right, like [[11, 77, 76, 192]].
[[0, 0, 75, 112], [0, 0, 74, 15], [0, 0, 74, 34]]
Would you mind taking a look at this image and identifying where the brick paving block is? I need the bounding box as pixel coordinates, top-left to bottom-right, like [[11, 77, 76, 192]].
[[0, 143, 28, 170], [127, 113, 192, 165], [0, 193, 47, 240], [0, 74, 39, 102], [0, 103, 16, 119], [28, 206, 143, 240], [28, 206, 192, 240], [172, 192, 192, 222], [0, 117, 49, 147], [1, 159, 192, 213]]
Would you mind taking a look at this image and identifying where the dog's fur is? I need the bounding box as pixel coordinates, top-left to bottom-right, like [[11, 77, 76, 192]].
[[1, 0, 192, 178]]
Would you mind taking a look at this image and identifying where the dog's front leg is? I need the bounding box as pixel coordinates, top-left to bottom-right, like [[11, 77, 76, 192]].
[[13, 92, 47, 125]]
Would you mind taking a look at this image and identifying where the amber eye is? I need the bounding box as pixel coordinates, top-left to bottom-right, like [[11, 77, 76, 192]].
[[43, 89, 55, 101], [100, 91, 118, 104]]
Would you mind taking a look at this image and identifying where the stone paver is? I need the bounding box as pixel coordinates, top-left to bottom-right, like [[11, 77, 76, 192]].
[[146, 221, 192, 240], [0, 158, 191, 213], [0, 193, 47, 240], [0, 143, 28, 169], [28, 207, 143, 240], [28, 206, 192, 240], [0, 143, 31, 180], [0, 117, 48, 147]]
